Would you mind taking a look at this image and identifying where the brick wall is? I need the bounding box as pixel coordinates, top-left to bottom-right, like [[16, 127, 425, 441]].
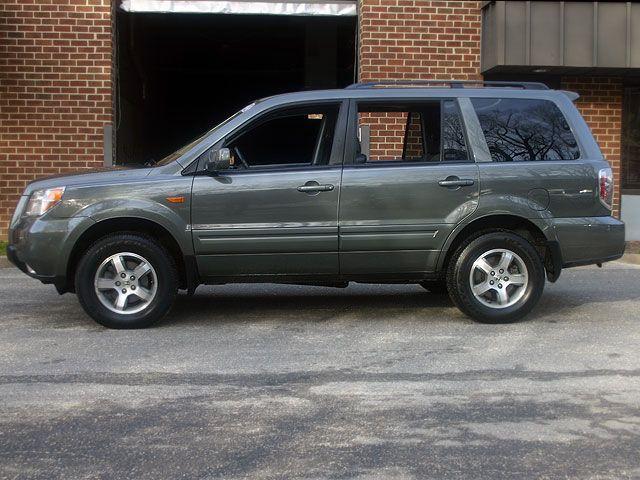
[[0, 0, 112, 237], [359, 0, 481, 161], [359, 0, 482, 82], [359, 111, 408, 160], [561, 76, 623, 217]]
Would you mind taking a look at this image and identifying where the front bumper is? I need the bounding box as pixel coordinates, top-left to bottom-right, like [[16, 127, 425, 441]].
[[8, 215, 94, 292]]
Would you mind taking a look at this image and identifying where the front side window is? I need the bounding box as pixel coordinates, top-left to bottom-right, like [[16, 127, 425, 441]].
[[471, 98, 580, 162], [356, 100, 469, 163], [225, 104, 340, 168]]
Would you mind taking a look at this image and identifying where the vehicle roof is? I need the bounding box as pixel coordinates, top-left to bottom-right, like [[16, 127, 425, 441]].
[[170, 83, 591, 170]]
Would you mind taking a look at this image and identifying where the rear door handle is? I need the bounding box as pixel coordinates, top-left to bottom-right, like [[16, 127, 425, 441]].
[[297, 182, 334, 193], [438, 177, 475, 188]]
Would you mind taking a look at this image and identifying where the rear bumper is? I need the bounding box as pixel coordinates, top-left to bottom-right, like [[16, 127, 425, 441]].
[[553, 216, 625, 268]]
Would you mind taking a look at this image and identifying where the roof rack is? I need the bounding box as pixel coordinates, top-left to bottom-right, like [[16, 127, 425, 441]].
[[345, 80, 549, 90]]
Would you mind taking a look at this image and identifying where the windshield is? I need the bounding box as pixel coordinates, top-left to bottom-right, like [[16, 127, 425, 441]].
[[155, 102, 256, 166]]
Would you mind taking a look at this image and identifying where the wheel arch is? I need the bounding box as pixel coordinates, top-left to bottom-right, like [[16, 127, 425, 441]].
[[65, 217, 195, 293], [437, 214, 562, 282]]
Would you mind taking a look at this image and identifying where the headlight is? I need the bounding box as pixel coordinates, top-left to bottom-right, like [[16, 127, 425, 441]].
[[25, 187, 66, 217]]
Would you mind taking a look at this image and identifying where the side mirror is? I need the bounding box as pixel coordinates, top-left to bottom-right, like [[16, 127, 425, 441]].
[[206, 148, 231, 173]]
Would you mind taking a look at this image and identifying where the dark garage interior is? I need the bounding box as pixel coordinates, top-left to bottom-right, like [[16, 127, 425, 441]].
[[115, 11, 357, 165]]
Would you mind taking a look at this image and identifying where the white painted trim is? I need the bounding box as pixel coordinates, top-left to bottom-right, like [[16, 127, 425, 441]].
[[621, 194, 640, 241], [120, 0, 357, 16]]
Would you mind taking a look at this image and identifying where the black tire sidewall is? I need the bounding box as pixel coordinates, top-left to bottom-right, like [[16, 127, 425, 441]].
[[449, 232, 544, 323], [75, 234, 177, 328]]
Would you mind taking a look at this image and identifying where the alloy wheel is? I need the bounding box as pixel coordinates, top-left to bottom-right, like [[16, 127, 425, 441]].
[[468, 248, 528, 309], [93, 252, 158, 314]]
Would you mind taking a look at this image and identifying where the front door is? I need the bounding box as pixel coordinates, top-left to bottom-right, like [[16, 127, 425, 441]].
[[191, 101, 346, 279], [339, 98, 480, 276]]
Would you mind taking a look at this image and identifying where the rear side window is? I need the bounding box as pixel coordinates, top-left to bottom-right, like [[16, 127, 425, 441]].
[[356, 100, 469, 163], [471, 98, 580, 162]]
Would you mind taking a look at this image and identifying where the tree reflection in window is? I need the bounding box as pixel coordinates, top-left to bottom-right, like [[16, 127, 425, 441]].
[[472, 98, 580, 162], [442, 100, 468, 161]]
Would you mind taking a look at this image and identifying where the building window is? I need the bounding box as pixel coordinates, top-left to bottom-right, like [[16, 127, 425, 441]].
[[622, 87, 640, 191], [471, 98, 580, 162]]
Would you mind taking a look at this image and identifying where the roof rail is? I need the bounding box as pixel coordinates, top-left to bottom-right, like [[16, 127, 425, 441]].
[[345, 80, 549, 90]]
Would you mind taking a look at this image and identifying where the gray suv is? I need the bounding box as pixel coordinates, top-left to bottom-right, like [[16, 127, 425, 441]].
[[7, 81, 626, 328]]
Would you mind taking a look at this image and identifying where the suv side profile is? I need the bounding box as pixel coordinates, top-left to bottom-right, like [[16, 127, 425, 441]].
[[7, 81, 626, 328]]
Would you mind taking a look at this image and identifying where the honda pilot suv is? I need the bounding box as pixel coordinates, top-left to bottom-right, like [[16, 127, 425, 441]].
[[7, 81, 625, 328]]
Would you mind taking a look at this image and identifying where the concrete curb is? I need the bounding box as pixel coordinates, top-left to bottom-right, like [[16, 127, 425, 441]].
[[619, 253, 640, 266], [0, 256, 12, 269]]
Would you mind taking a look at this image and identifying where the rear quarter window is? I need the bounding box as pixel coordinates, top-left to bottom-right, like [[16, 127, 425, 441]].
[[471, 98, 581, 162]]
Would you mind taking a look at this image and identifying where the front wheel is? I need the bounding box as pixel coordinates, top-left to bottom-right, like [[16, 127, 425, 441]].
[[75, 233, 178, 329], [446, 231, 545, 324]]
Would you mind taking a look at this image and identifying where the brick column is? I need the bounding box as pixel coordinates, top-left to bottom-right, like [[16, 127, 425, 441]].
[[562, 76, 623, 217], [358, 0, 482, 82], [0, 0, 113, 237], [358, 1, 482, 162]]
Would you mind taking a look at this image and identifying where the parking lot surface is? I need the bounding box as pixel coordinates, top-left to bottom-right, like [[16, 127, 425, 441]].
[[1, 262, 639, 479]]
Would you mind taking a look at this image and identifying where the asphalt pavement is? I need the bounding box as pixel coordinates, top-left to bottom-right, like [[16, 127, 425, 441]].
[[0, 262, 639, 479]]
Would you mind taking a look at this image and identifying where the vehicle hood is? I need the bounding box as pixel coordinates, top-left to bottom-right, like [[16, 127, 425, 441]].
[[22, 166, 153, 195]]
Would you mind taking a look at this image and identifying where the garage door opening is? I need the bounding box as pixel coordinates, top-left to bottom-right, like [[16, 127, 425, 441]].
[[115, 10, 357, 165]]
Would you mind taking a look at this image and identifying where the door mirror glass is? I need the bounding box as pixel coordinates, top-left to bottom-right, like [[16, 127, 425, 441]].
[[206, 148, 231, 173]]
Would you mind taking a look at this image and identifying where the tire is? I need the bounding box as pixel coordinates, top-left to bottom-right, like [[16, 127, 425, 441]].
[[446, 231, 544, 324], [75, 233, 178, 329], [419, 280, 448, 295]]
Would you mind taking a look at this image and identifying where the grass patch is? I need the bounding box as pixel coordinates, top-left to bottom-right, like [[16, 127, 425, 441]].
[[0, 241, 6, 256]]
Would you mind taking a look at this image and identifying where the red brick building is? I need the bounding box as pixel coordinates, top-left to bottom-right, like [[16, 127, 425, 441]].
[[1, 0, 112, 237], [1, 1, 638, 239]]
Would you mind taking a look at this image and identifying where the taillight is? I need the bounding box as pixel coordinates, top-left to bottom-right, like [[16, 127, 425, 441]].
[[598, 167, 613, 210]]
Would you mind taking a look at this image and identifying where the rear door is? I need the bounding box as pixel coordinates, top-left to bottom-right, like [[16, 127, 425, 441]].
[[338, 98, 479, 275], [191, 101, 347, 279]]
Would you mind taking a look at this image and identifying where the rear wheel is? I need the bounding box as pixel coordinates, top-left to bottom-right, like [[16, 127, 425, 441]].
[[446, 231, 544, 323], [75, 233, 178, 328]]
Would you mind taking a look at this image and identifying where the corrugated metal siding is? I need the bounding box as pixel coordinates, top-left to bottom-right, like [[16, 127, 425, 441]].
[[482, 1, 640, 72]]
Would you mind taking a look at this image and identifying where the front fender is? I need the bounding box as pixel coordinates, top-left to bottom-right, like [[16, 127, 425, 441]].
[[82, 198, 194, 256]]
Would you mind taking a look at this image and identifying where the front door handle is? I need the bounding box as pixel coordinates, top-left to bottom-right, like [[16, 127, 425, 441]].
[[438, 177, 475, 188], [297, 182, 335, 193]]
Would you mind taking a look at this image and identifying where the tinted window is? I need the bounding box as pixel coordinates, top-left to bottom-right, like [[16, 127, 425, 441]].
[[356, 100, 468, 163], [227, 105, 339, 168], [472, 98, 580, 162], [442, 100, 469, 161]]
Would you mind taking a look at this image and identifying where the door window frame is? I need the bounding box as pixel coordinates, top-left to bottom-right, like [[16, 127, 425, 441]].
[[343, 98, 474, 167], [193, 99, 349, 175]]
